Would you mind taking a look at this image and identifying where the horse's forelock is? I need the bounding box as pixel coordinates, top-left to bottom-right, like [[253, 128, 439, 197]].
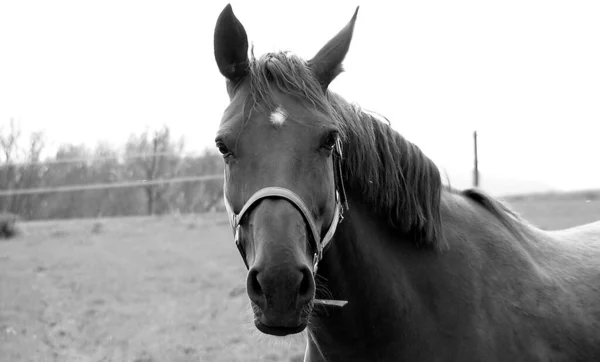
[[247, 50, 333, 116]]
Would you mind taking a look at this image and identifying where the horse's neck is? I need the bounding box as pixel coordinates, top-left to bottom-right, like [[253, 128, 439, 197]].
[[310, 195, 437, 356], [309, 192, 550, 358], [438, 190, 550, 278]]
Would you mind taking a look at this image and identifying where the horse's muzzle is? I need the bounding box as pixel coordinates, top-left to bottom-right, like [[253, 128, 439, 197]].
[[246, 264, 315, 335]]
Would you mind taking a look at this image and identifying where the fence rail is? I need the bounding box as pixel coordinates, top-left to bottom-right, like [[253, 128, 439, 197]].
[[0, 174, 223, 197], [0, 151, 207, 169]]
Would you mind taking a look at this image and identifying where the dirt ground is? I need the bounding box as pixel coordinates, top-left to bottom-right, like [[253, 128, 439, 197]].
[[0, 196, 597, 361]]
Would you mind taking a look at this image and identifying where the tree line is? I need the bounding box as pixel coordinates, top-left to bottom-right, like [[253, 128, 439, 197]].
[[0, 121, 225, 220]]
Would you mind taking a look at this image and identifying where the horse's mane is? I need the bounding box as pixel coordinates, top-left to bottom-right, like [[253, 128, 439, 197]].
[[327, 94, 444, 247], [460, 188, 532, 239], [245, 50, 529, 249]]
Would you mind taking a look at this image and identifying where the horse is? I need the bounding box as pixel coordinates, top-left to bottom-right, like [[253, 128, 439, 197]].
[[212, 4, 600, 361]]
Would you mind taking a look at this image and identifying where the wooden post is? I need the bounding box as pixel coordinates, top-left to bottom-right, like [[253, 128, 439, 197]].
[[473, 130, 479, 188]]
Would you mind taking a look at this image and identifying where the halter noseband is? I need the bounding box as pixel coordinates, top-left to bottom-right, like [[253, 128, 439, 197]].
[[223, 140, 348, 275]]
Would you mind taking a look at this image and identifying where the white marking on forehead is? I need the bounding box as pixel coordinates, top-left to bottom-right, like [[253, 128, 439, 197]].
[[269, 106, 287, 125]]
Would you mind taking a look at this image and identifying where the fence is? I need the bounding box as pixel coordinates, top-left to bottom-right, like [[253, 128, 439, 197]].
[[0, 150, 225, 220], [0, 175, 223, 197], [0, 151, 200, 169]]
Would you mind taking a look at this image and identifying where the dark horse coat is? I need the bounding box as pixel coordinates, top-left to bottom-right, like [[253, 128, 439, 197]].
[[213, 4, 600, 361]]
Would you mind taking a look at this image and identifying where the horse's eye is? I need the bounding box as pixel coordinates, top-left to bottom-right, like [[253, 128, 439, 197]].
[[216, 141, 231, 156], [322, 131, 338, 151]]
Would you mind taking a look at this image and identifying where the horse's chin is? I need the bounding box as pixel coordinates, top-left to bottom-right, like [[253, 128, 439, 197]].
[[251, 302, 312, 337], [254, 320, 307, 336]]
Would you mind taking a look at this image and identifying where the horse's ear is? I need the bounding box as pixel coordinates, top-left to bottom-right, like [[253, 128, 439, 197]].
[[214, 4, 249, 82], [308, 7, 359, 90]]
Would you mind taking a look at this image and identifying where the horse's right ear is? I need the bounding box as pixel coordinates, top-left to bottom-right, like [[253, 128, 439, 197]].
[[214, 4, 249, 82]]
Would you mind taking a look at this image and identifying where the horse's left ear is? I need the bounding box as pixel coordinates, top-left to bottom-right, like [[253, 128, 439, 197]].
[[308, 6, 359, 90]]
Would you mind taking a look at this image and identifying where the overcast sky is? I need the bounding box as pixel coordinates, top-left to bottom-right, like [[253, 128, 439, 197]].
[[1, 0, 598, 194]]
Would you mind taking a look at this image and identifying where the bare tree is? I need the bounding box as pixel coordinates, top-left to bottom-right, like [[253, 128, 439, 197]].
[[177, 150, 224, 213], [125, 126, 185, 215], [42, 144, 91, 218], [0, 119, 22, 163], [0, 120, 23, 213], [11, 132, 49, 218], [0, 120, 225, 220]]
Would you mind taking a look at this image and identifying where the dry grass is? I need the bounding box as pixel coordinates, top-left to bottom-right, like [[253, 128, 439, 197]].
[[0, 214, 305, 362], [505, 194, 600, 230], [0, 196, 597, 362]]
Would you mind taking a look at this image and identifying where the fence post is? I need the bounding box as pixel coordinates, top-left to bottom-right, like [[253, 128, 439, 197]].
[[473, 130, 479, 188]]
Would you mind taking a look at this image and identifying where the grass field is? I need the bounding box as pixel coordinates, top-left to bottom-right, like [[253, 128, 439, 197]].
[[503, 192, 600, 230], [1, 194, 598, 362]]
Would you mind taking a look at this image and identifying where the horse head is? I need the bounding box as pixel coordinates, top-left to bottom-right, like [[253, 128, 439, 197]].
[[213, 4, 357, 336]]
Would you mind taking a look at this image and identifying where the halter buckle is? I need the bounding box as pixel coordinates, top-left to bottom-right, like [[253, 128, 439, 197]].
[[234, 225, 249, 270]]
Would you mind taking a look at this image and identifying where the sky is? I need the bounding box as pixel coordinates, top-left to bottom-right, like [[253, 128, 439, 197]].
[[1, 0, 599, 195]]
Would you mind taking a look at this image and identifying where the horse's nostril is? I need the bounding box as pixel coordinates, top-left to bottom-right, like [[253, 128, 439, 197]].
[[249, 269, 262, 295], [247, 268, 266, 310], [299, 270, 311, 296], [297, 266, 315, 305]]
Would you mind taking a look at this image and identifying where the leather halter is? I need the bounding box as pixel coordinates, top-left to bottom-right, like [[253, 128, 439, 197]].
[[223, 140, 349, 274]]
